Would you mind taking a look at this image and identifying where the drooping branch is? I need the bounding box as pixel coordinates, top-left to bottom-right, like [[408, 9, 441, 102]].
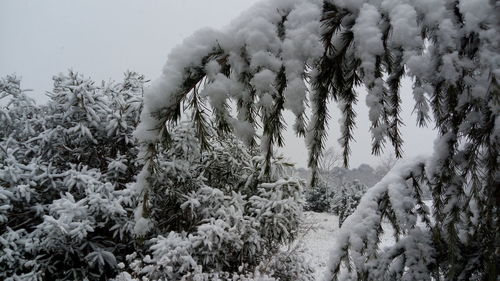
[[262, 66, 287, 176], [325, 157, 432, 281], [307, 59, 332, 186], [189, 83, 212, 151]]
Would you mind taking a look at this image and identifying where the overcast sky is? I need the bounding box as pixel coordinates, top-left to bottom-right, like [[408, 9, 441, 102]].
[[0, 0, 437, 169]]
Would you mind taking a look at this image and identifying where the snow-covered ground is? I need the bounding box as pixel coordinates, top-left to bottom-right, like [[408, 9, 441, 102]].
[[300, 211, 340, 280], [300, 201, 432, 279], [300, 211, 395, 280]]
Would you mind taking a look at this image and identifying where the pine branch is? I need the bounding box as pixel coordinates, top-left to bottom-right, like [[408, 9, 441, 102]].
[[236, 47, 258, 148], [320, 1, 350, 55], [337, 58, 360, 167], [409, 166, 432, 229], [368, 56, 390, 156], [188, 83, 211, 151], [386, 49, 405, 158], [412, 79, 431, 127], [262, 66, 287, 176], [214, 101, 233, 136], [293, 112, 307, 137], [309, 13, 347, 177], [308, 69, 331, 186], [151, 47, 225, 146], [321, 25, 358, 168]]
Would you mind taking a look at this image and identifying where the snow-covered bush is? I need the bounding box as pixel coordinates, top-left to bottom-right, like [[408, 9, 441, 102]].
[[125, 122, 308, 280], [1, 72, 310, 280], [0, 75, 40, 143], [330, 180, 366, 228], [0, 71, 145, 280], [257, 244, 315, 281], [305, 177, 366, 222], [304, 178, 334, 213]]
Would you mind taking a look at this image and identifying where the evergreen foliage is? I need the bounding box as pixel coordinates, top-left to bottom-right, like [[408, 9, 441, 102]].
[[0, 72, 144, 280], [304, 177, 367, 228], [133, 0, 499, 279], [305, 178, 334, 213], [330, 180, 366, 228], [1, 72, 312, 280], [120, 122, 312, 280]]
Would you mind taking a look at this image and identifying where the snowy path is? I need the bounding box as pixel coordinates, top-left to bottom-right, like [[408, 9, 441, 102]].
[[300, 211, 340, 280]]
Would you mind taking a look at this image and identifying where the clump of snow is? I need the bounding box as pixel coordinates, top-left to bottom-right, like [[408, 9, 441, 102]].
[[411, 0, 447, 26], [202, 74, 232, 109], [250, 51, 282, 72], [332, 0, 367, 12], [134, 28, 224, 143], [436, 19, 458, 52], [381, 1, 421, 48], [204, 60, 221, 80], [352, 3, 384, 83], [426, 132, 455, 179], [405, 50, 432, 79], [283, 78, 308, 115], [251, 69, 277, 94], [133, 216, 152, 237], [282, 0, 323, 63], [439, 52, 460, 84], [458, 0, 491, 32], [230, 118, 256, 144]]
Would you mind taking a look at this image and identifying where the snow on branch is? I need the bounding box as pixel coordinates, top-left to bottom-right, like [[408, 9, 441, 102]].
[[325, 156, 433, 280], [133, 1, 499, 277]]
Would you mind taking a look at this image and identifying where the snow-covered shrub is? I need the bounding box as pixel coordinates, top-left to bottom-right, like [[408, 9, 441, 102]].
[[41, 70, 144, 171], [257, 244, 315, 281], [28, 166, 136, 280], [126, 122, 308, 280], [330, 180, 367, 227], [305, 177, 366, 222], [0, 71, 145, 280], [304, 177, 334, 212], [2, 72, 309, 280], [112, 266, 278, 281]]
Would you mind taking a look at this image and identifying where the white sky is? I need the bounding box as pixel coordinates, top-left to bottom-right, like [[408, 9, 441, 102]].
[[0, 0, 437, 168]]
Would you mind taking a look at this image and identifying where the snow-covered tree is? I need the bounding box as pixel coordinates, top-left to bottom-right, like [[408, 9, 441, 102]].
[[133, 0, 499, 279]]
